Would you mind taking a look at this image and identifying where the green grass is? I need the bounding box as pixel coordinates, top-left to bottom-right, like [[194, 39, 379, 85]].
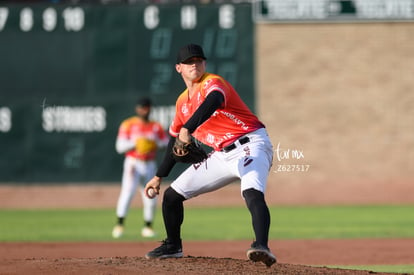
[[1, 205, 413, 241], [271, 205, 414, 239], [326, 265, 414, 274]]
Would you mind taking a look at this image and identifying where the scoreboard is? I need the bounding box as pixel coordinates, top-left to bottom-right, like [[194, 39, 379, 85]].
[[0, 3, 254, 183], [0, 3, 253, 98]]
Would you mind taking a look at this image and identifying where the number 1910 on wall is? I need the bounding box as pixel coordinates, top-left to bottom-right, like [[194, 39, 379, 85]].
[[0, 6, 84, 32]]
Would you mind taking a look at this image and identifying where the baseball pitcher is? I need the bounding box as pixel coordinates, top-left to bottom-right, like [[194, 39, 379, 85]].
[[143, 44, 276, 267]]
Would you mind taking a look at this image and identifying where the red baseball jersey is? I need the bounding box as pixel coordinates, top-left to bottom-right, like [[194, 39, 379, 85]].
[[118, 117, 167, 160], [169, 73, 264, 151]]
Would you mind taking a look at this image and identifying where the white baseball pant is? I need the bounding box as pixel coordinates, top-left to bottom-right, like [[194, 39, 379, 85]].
[[116, 156, 157, 222], [171, 128, 274, 199]]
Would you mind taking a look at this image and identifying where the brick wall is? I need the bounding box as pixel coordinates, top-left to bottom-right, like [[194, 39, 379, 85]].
[[256, 23, 414, 187]]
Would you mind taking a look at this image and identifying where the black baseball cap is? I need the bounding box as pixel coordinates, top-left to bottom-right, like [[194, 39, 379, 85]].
[[176, 44, 206, 64], [136, 97, 151, 107]]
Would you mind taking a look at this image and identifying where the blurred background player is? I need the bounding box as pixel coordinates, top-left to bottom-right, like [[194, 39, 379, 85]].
[[112, 97, 168, 238]]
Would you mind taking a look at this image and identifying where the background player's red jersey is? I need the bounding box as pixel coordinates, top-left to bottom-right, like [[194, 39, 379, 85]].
[[117, 117, 166, 160]]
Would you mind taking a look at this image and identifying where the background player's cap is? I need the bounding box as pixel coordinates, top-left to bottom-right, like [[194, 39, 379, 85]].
[[136, 97, 152, 107], [176, 44, 206, 64]]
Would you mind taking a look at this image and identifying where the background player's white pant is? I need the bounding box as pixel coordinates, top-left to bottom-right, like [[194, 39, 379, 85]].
[[116, 156, 157, 222], [171, 128, 274, 199]]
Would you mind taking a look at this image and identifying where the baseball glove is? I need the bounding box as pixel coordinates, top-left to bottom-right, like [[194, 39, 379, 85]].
[[135, 138, 157, 155], [172, 138, 208, 164]]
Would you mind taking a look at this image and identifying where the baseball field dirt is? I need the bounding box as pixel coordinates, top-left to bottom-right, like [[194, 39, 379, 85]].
[[1, 182, 413, 275], [1, 239, 414, 274]]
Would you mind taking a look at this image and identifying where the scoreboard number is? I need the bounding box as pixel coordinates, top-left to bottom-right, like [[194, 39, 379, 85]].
[[0, 7, 8, 31], [0, 6, 84, 32]]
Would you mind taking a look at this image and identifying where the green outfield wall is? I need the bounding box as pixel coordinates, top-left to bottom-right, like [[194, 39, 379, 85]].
[[0, 3, 254, 183]]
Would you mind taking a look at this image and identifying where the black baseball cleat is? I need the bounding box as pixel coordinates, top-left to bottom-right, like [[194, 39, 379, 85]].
[[145, 239, 183, 259], [246, 242, 277, 267]]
